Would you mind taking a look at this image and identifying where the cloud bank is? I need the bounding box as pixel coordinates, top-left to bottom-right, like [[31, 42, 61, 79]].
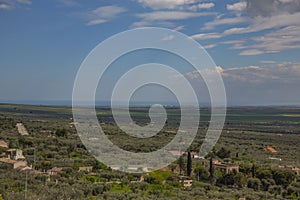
[[185, 62, 300, 105]]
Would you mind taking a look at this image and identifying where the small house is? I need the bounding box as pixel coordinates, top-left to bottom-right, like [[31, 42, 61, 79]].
[[6, 149, 25, 160], [167, 176, 193, 187], [47, 167, 63, 176], [265, 147, 277, 153], [213, 161, 239, 174], [181, 179, 193, 187], [0, 158, 27, 169], [78, 166, 93, 173]]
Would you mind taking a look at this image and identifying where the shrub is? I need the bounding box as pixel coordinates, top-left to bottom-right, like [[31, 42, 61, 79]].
[[247, 178, 261, 191]]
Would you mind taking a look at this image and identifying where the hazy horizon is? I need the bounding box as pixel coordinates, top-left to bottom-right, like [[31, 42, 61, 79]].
[[0, 99, 299, 107]]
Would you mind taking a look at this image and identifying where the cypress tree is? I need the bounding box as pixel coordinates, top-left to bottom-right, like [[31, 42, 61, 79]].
[[209, 157, 216, 185], [251, 164, 256, 178], [178, 156, 184, 175], [187, 152, 192, 177]]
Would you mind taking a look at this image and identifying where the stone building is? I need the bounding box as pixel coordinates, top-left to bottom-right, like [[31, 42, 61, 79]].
[[6, 149, 25, 160], [213, 160, 239, 174], [0, 158, 27, 169]]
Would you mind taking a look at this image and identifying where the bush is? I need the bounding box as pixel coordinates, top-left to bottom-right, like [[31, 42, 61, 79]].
[[216, 147, 231, 159], [269, 185, 283, 196], [247, 178, 261, 191], [272, 169, 296, 187]]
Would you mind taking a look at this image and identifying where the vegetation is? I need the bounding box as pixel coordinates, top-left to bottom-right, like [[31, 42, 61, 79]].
[[0, 104, 300, 199]]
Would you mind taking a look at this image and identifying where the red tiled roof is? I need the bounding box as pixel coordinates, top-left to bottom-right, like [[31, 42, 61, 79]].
[[265, 147, 277, 153]]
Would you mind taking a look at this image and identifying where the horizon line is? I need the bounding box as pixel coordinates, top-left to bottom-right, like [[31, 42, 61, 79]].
[[0, 100, 299, 108]]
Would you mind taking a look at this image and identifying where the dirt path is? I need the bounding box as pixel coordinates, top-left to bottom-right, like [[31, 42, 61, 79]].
[[16, 123, 29, 135]]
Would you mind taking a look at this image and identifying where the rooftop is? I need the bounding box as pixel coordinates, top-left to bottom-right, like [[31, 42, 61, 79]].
[[0, 158, 17, 164], [7, 148, 19, 152], [213, 162, 239, 168], [0, 140, 8, 148]]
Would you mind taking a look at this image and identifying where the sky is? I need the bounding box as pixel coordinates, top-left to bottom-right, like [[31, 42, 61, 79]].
[[0, 0, 300, 105]]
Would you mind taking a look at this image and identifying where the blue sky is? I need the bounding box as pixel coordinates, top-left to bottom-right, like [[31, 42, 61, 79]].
[[0, 0, 300, 105]]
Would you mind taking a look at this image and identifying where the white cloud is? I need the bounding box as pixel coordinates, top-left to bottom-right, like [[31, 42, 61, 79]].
[[134, 11, 214, 28], [192, 10, 300, 55], [216, 66, 224, 73], [197, 3, 215, 9], [136, 0, 216, 16], [278, 0, 295, 3], [228, 25, 300, 54], [136, 11, 210, 21], [191, 32, 222, 40], [250, 25, 300, 51], [223, 27, 247, 35], [220, 40, 245, 45], [227, 1, 247, 11], [162, 34, 175, 41], [186, 64, 299, 83], [185, 62, 300, 105], [203, 16, 248, 30], [246, 0, 300, 16], [239, 49, 265, 56], [200, 39, 246, 49], [223, 12, 300, 36], [85, 5, 126, 26], [137, 0, 196, 10], [189, 3, 215, 11], [0, 3, 10, 9], [199, 2, 300, 35], [84, 0, 300, 57], [225, 63, 300, 84], [239, 49, 278, 56], [133, 0, 216, 28], [87, 19, 107, 26], [203, 44, 217, 49], [173, 25, 185, 31], [230, 42, 247, 50], [0, 0, 31, 9]]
